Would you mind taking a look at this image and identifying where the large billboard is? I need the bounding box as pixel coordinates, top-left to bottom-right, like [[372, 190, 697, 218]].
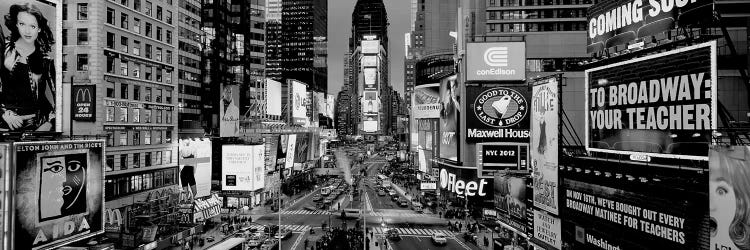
[[439, 166, 494, 200], [14, 140, 105, 250], [315, 92, 325, 116], [466, 85, 531, 143], [439, 75, 459, 162], [586, 0, 712, 53], [585, 41, 716, 160], [276, 134, 288, 171], [362, 91, 379, 114], [477, 143, 529, 172], [361, 40, 379, 54], [493, 173, 528, 233], [532, 77, 559, 215], [266, 79, 282, 116], [363, 67, 377, 90], [413, 83, 440, 119], [285, 134, 297, 169], [709, 146, 750, 250], [294, 133, 309, 163], [325, 94, 335, 119], [220, 84, 240, 137], [221, 145, 265, 191], [364, 114, 379, 133], [179, 138, 212, 198], [466, 42, 526, 81], [291, 81, 308, 125], [0, 0, 62, 132], [362, 56, 378, 67]]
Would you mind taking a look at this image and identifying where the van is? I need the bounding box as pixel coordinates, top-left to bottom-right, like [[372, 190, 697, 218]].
[[341, 208, 362, 219]]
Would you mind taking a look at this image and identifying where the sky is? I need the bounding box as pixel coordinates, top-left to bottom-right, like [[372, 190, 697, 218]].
[[327, 0, 411, 96]]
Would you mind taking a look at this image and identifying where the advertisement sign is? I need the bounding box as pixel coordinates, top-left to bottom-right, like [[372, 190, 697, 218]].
[[709, 146, 750, 250], [477, 143, 528, 172], [14, 140, 105, 250], [585, 41, 716, 160], [221, 145, 265, 191], [362, 91, 379, 114], [361, 40, 379, 54], [72, 85, 95, 121], [266, 79, 282, 116], [362, 56, 377, 67], [0, 0, 62, 132], [413, 83, 440, 119], [178, 138, 212, 198], [364, 114, 378, 132], [586, 0, 712, 53], [294, 133, 309, 163], [562, 177, 705, 249], [364, 68, 377, 90], [439, 75, 459, 162], [420, 181, 437, 190], [466, 42, 526, 81], [533, 210, 562, 249], [285, 134, 297, 169], [439, 167, 493, 198], [532, 77, 559, 215], [466, 85, 531, 143], [493, 173, 528, 233], [220, 84, 240, 137], [325, 95, 335, 118], [276, 135, 288, 171], [315, 92, 325, 115], [291, 81, 308, 125]]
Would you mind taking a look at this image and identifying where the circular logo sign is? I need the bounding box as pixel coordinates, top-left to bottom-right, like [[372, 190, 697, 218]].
[[473, 87, 528, 128], [439, 169, 448, 189]]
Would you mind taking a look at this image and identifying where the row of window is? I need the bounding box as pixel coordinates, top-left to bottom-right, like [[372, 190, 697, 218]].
[[487, 9, 588, 20], [106, 55, 173, 84], [114, 0, 173, 24], [106, 130, 173, 148], [107, 9, 173, 44], [488, 0, 592, 7], [106, 32, 172, 63], [104, 168, 177, 200], [487, 22, 587, 32], [106, 82, 173, 103], [105, 106, 173, 124]]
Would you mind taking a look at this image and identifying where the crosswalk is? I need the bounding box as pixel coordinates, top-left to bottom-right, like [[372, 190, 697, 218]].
[[371, 227, 454, 236], [241, 224, 311, 232], [275, 209, 434, 218], [277, 210, 332, 215], [369, 211, 433, 217]]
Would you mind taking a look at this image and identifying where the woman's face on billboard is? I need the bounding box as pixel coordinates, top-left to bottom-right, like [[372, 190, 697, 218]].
[[709, 170, 736, 238]]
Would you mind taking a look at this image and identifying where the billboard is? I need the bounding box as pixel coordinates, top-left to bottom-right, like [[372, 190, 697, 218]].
[[266, 79, 282, 116], [439, 75, 459, 162], [221, 145, 265, 191], [493, 174, 528, 233], [0, 0, 62, 132], [326, 94, 335, 118], [439, 167, 493, 199], [291, 81, 308, 125], [364, 114, 378, 133], [14, 140, 105, 250], [362, 91, 379, 114], [362, 55, 377, 67], [477, 143, 528, 172], [220, 84, 240, 137], [466, 42, 526, 81], [178, 138, 212, 198], [363, 67, 377, 90], [361, 40, 379, 54], [466, 85, 531, 143], [315, 92, 325, 115], [72, 85, 95, 121], [709, 146, 750, 250], [285, 134, 297, 169], [532, 77, 559, 214], [420, 181, 437, 190], [413, 83, 440, 119], [586, 0, 712, 53], [294, 133, 309, 163], [534, 210, 562, 249], [275, 135, 288, 171], [585, 41, 716, 160]]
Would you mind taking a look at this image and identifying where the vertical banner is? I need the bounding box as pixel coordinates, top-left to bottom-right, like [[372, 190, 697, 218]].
[[709, 146, 750, 250], [531, 77, 559, 215], [220, 84, 240, 137], [534, 210, 562, 249], [285, 134, 297, 170], [178, 138, 212, 198], [0, 0, 62, 132], [266, 79, 282, 116], [439, 75, 459, 162], [14, 140, 105, 250], [276, 135, 288, 171], [71, 85, 95, 121], [291, 81, 308, 125], [252, 145, 265, 191]]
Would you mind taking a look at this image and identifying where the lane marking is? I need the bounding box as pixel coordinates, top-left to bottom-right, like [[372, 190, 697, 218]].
[[290, 231, 306, 250], [452, 235, 473, 250]]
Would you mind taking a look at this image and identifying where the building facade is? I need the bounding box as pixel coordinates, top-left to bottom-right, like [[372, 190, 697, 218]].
[[177, 0, 203, 137]]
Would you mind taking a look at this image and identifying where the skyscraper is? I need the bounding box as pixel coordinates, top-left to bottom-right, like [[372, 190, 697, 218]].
[[277, 0, 328, 93], [178, 0, 203, 137], [350, 0, 389, 52]]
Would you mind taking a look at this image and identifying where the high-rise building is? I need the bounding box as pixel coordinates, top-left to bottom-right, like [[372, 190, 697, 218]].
[[424, 0, 457, 54], [62, 0, 180, 245], [266, 0, 283, 81], [279, 0, 328, 93], [350, 0, 389, 52], [178, 0, 203, 137]]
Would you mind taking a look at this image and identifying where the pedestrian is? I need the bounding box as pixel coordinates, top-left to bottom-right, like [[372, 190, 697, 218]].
[[484, 236, 489, 247]]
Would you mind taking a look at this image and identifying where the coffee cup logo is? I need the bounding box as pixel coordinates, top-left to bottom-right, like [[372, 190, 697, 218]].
[[473, 87, 528, 128]]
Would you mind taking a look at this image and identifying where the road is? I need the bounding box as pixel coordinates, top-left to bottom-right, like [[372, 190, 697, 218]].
[[390, 236, 481, 250]]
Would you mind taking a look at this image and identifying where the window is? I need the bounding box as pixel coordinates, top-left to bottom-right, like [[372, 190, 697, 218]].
[[134, 0, 141, 11], [77, 28, 88, 45], [144, 109, 151, 122], [106, 155, 114, 171], [121, 36, 128, 53], [120, 154, 128, 170], [120, 60, 128, 75], [107, 132, 114, 147], [156, 110, 162, 123], [63, 4, 68, 20], [166, 31, 172, 44], [144, 131, 151, 144], [133, 40, 141, 55], [107, 87, 114, 98], [132, 63, 140, 77], [156, 151, 162, 165], [145, 44, 152, 58], [62, 29, 67, 45], [77, 3, 88, 20], [131, 175, 142, 192], [157, 6, 162, 20], [145, 1, 152, 16], [106, 32, 115, 48], [165, 70, 172, 84], [156, 89, 162, 102], [132, 131, 140, 145], [165, 130, 172, 143], [134, 86, 140, 100], [154, 130, 161, 144], [106, 107, 115, 121], [76, 54, 88, 71], [107, 8, 115, 24], [134, 18, 141, 33], [165, 110, 172, 123], [132, 108, 140, 122], [164, 150, 171, 164], [121, 13, 128, 29], [133, 153, 140, 169], [120, 83, 128, 99], [156, 68, 162, 82], [145, 66, 153, 80], [166, 10, 172, 24], [145, 152, 152, 166], [156, 48, 162, 61], [157, 27, 162, 41], [166, 50, 172, 63], [145, 87, 152, 101], [164, 169, 175, 185], [119, 131, 127, 146], [146, 23, 152, 37], [106, 55, 115, 73], [165, 88, 172, 103]]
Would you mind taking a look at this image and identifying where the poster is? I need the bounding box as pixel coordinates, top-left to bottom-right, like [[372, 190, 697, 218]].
[[0, 0, 62, 132], [285, 134, 297, 170], [72, 85, 95, 121], [294, 133, 309, 163], [585, 41, 716, 160], [220, 84, 240, 137], [291, 81, 308, 125], [14, 140, 105, 250], [222, 145, 264, 191], [364, 67, 377, 90], [178, 138, 212, 198], [532, 77, 559, 214], [709, 146, 750, 250], [413, 84, 440, 119], [466, 85, 531, 143], [362, 91, 379, 114], [276, 135, 288, 171], [266, 79, 282, 116], [533, 210, 562, 249], [439, 75, 459, 162]]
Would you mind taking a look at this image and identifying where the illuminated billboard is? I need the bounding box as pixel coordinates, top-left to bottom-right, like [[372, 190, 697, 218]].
[[179, 138, 212, 198], [364, 115, 378, 132], [362, 40, 380, 54], [364, 67, 377, 90], [266, 79, 282, 116], [362, 56, 378, 67], [221, 145, 265, 191], [220, 84, 240, 137], [291, 81, 308, 125], [466, 42, 526, 81]]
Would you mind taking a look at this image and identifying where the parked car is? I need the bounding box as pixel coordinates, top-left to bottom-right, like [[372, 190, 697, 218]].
[[386, 229, 402, 241], [391, 195, 399, 201], [398, 199, 409, 207], [312, 194, 323, 201], [432, 233, 448, 245], [378, 190, 386, 196], [388, 190, 397, 196]]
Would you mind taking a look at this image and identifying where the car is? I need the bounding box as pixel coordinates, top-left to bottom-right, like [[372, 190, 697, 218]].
[[378, 190, 386, 196], [261, 239, 279, 250], [398, 199, 409, 207], [246, 234, 266, 247], [432, 233, 448, 245], [388, 190, 397, 196], [274, 228, 292, 239], [312, 194, 323, 201], [391, 195, 399, 201], [386, 229, 402, 241]]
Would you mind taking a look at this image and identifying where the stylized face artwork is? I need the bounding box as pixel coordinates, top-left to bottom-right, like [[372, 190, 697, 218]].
[[40, 156, 66, 220], [61, 153, 88, 216]]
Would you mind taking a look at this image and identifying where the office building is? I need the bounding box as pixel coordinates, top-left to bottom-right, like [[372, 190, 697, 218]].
[[177, 0, 203, 137]]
